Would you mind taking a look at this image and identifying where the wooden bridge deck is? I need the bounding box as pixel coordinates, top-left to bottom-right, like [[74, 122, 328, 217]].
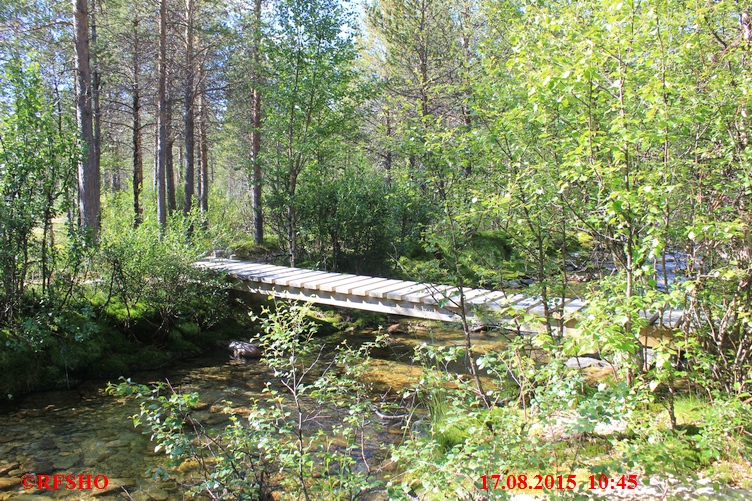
[[196, 259, 684, 335]]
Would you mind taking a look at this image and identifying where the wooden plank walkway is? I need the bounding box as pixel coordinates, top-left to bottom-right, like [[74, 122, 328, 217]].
[[196, 258, 684, 334]]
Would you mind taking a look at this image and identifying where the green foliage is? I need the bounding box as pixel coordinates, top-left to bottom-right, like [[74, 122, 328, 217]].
[[399, 229, 519, 289], [0, 59, 77, 326], [296, 164, 394, 274], [110, 301, 386, 500], [387, 343, 633, 500], [97, 193, 227, 340], [261, 0, 364, 265], [386, 338, 752, 500]]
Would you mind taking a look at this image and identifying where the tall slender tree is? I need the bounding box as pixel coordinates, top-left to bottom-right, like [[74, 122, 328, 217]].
[[73, 0, 100, 237], [131, 15, 144, 226], [197, 62, 209, 216], [156, 0, 168, 231], [249, 0, 263, 243], [183, 0, 196, 215]]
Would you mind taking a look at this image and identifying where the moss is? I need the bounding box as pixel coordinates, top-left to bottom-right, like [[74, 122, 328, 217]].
[[0, 295, 259, 398], [468, 230, 514, 261], [167, 329, 201, 354], [120, 349, 172, 371], [175, 322, 201, 338], [231, 235, 283, 261], [87, 355, 131, 378]]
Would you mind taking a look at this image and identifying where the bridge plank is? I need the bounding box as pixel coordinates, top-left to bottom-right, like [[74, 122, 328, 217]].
[[335, 277, 393, 294], [318, 275, 372, 292], [561, 298, 586, 314], [460, 288, 496, 303], [249, 267, 318, 284], [386, 284, 433, 301], [512, 296, 543, 312], [210, 261, 256, 273], [528, 297, 570, 317], [405, 284, 455, 303], [483, 294, 526, 310], [350, 279, 404, 296], [656, 309, 684, 329], [275, 270, 332, 286], [300, 273, 357, 290], [233, 264, 289, 279], [366, 281, 420, 299], [470, 290, 514, 306]]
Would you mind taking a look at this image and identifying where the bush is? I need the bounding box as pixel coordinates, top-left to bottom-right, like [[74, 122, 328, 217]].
[[97, 193, 227, 341], [296, 164, 395, 275], [109, 301, 386, 500]]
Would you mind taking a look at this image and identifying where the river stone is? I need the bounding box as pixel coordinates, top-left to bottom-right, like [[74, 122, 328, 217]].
[[0, 462, 19, 476], [81, 440, 109, 465], [197, 390, 225, 406], [105, 439, 129, 448], [175, 458, 200, 474], [209, 404, 228, 414], [118, 430, 142, 444], [90, 477, 133, 496], [130, 492, 151, 501], [191, 401, 210, 411], [35, 441, 57, 452], [55, 453, 81, 470], [0, 478, 17, 491], [144, 486, 170, 501], [564, 356, 610, 368], [20, 458, 54, 475], [191, 411, 211, 424], [204, 413, 229, 426]]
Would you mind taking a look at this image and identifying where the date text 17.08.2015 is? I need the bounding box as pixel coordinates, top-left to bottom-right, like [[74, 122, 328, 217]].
[[480, 474, 639, 491]]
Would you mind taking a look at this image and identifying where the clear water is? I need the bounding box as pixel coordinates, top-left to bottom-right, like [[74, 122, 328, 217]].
[[0, 322, 507, 500]]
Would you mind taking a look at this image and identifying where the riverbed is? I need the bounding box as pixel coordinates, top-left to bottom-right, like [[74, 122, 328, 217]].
[[0, 321, 505, 500]]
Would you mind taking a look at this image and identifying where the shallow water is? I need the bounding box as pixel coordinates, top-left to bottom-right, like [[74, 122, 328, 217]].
[[0, 321, 509, 500]]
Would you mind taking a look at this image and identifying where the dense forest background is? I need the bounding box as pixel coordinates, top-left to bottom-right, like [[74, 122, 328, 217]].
[[2, 0, 752, 497]]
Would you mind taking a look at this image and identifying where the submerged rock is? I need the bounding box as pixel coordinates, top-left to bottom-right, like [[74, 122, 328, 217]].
[[228, 340, 262, 359], [386, 324, 405, 335], [0, 478, 17, 491]]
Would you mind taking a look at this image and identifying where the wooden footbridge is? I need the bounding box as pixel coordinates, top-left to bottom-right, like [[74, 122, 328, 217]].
[[196, 258, 684, 336]]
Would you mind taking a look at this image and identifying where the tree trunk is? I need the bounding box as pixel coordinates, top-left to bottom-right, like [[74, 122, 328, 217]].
[[156, 0, 168, 231], [132, 18, 143, 227], [73, 0, 100, 238], [384, 107, 392, 186], [167, 135, 176, 213], [198, 75, 209, 215], [250, 0, 263, 243], [91, 1, 101, 192], [251, 86, 263, 243], [183, 0, 195, 215], [287, 202, 296, 267]]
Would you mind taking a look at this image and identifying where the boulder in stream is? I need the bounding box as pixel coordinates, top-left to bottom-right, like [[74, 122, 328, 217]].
[[229, 340, 262, 359]]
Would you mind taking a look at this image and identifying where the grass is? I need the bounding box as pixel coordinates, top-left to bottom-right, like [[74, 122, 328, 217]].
[[673, 394, 706, 425]]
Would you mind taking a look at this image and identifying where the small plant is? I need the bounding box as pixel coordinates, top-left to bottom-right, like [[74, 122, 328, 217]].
[[109, 300, 386, 500]]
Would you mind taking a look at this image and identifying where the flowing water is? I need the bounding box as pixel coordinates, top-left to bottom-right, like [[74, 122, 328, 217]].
[[0, 322, 508, 500]]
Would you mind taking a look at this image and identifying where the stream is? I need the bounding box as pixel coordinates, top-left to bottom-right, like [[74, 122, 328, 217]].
[[0, 321, 507, 500]]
